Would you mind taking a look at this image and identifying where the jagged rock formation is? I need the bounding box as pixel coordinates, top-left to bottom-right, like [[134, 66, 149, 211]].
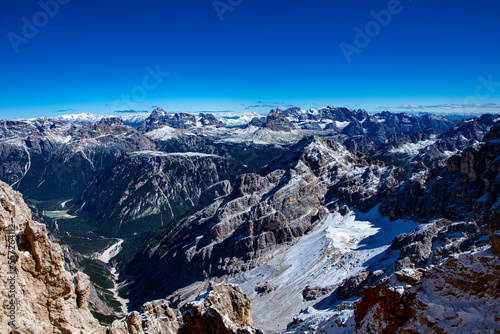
[[414, 113, 500, 165], [380, 121, 500, 225], [180, 283, 264, 334], [252, 109, 294, 132], [354, 248, 499, 333], [283, 106, 368, 126], [108, 283, 263, 334], [138, 108, 223, 132], [0, 180, 105, 334], [108, 299, 183, 334], [390, 219, 481, 271]]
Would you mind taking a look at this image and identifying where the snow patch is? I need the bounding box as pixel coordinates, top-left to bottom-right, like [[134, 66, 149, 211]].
[[389, 139, 437, 156], [130, 150, 223, 158]]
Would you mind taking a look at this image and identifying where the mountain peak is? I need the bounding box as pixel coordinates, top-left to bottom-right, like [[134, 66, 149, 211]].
[[151, 107, 167, 118]]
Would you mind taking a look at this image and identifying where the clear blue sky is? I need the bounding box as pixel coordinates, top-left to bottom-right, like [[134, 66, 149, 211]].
[[1, 0, 499, 119]]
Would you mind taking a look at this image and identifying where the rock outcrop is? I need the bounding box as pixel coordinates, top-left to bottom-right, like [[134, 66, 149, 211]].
[[180, 283, 264, 334], [107, 299, 183, 334], [0, 180, 105, 334], [355, 248, 500, 333], [138, 108, 223, 132], [108, 283, 263, 334], [260, 109, 294, 132]]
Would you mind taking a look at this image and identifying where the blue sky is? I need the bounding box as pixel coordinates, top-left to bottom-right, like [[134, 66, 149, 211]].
[[1, 0, 499, 119]]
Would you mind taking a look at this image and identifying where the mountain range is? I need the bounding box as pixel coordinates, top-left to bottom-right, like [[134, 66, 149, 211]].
[[0, 106, 499, 333]]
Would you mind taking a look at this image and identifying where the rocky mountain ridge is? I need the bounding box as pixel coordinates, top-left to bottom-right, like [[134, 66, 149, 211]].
[[0, 117, 154, 200]]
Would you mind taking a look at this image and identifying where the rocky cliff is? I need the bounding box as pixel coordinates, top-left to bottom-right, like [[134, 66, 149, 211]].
[[108, 282, 263, 334], [0, 180, 104, 334], [380, 121, 500, 225], [354, 247, 499, 333], [138, 108, 223, 133]]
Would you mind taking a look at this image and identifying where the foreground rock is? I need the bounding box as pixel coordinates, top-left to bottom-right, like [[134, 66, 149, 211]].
[[355, 248, 500, 333], [0, 180, 105, 334], [108, 283, 264, 334], [107, 299, 182, 334]]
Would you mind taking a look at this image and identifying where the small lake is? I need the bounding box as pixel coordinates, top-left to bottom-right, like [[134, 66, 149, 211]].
[[44, 210, 69, 218]]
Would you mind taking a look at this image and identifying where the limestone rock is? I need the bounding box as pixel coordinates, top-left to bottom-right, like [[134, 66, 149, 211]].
[[108, 300, 183, 334], [107, 283, 263, 334], [391, 219, 481, 271], [180, 283, 264, 334], [261, 109, 294, 132], [0, 180, 105, 334], [336, 271, 370, 300], [380, 121, 500, 225], [394, 268, 424, 285], [301, 285, 334, 301], [355, 249, 500, 333]]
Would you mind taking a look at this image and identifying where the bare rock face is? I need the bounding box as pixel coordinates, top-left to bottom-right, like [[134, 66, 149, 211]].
[[261, 109, 294, 132], [138, 108, 223, 132], [74, 151, 245, 236], [0, 180, 105, 334], [354, 283, 416, 333], [380, 121, 500, 226], [336, 271, 370, 300], [108, 299, 183, 334], [107, 283, 263, 334], [355, 249, 500, 333], [180, 283, 263, 334], [390, 219, 481, 271]]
